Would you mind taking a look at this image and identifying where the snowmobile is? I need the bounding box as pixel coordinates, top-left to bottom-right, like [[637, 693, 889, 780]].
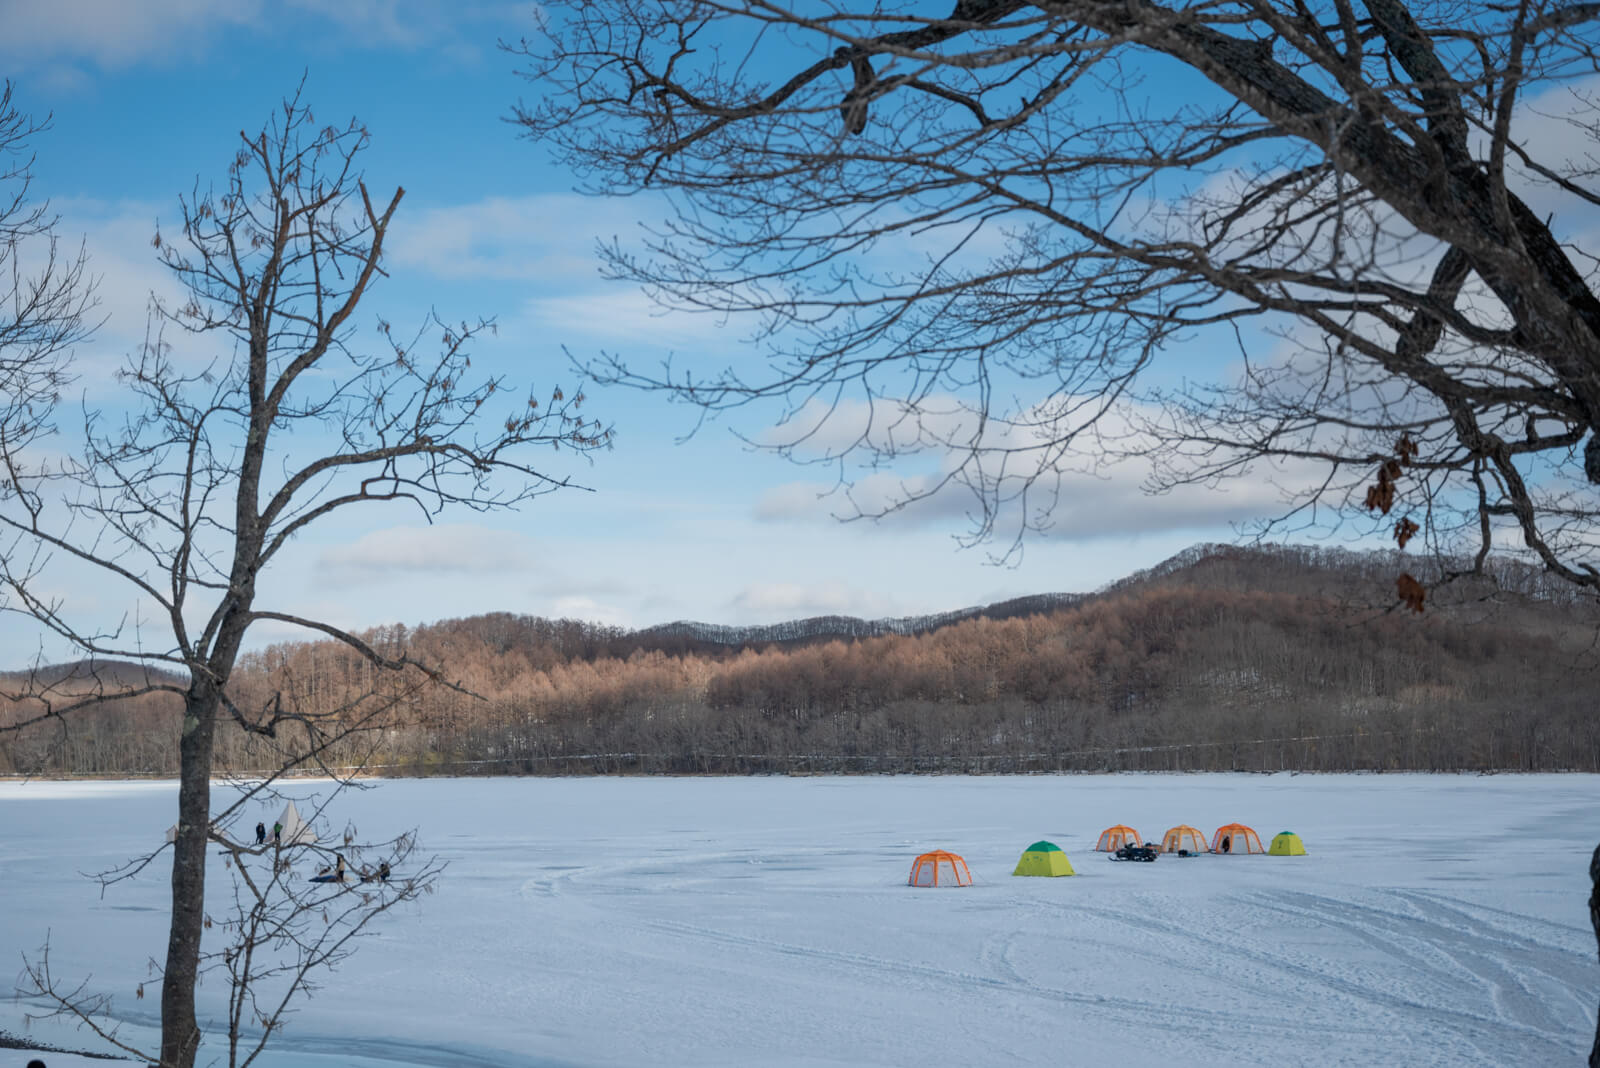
[[1110, 842, 1159, 862]]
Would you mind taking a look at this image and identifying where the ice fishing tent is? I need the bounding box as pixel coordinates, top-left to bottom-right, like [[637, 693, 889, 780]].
[[1268, 831, 1307, 856], [1160, 825, 1209, 854], [908, 850, 972, 887], [1095, 825, 1142, 851], [1210, 823, 1264, 854], [1012, 840, 1075, 877], [275, 800, 317, 846]]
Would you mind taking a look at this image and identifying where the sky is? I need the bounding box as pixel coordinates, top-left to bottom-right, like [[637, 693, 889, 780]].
[[0, 1, 1423, 660]]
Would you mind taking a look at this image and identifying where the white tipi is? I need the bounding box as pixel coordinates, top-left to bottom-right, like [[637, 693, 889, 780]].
[[274, 800, 317, 846]]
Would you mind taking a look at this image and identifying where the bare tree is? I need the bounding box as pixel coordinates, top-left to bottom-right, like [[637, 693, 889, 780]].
[[18, 651, 450, 1067], [0, 80, 95, 505], [23, 762, 446, 1068], [1, 92, 608, 1067], [515, 12, 1599, 1044], [511, 0, 1600, 602]]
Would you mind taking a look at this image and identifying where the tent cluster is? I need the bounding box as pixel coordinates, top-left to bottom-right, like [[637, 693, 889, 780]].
[[909, 824, 1306, 886], [1092, 822, 1307, 857]]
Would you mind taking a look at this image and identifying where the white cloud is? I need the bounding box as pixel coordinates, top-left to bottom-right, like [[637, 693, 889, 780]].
[[754, 481, 847, 522], [725, 581, 905, 623], [546, 594, 632, 628], [315, 524, 543, 586], [0, 0, 527, 74], [385, 192, 747, 346], [753, 466, 1294, 540], [749, 393, 1332, 541], [0, 0, 260, 71], [518, 289, 739, 346], [388, 194, 615, 283], [16, 198, 237, 400], [753, 393, 939, 456]]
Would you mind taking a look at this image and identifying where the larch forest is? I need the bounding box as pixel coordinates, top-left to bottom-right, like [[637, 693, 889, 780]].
[[5, 543, 1596, 779]]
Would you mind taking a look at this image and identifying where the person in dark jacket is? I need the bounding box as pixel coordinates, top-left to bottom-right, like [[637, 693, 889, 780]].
[[254, 821, 266, 845]]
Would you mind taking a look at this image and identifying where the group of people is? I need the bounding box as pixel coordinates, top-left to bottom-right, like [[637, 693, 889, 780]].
[[311, 853, 391, 884], [249, 816, 390, 885]]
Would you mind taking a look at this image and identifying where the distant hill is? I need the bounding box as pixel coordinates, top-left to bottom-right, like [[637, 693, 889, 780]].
[[632, 592, 1087, 650], [620, 541, 1592, 654], [6, 542, 1597, 778], [0, 659, 188, 688]]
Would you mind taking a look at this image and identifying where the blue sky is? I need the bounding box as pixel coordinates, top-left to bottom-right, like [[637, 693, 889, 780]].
[[0, 1, 1336, 658]]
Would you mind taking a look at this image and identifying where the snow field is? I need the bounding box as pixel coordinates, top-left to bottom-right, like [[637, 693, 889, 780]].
[[1, 773, 1595, 1067]]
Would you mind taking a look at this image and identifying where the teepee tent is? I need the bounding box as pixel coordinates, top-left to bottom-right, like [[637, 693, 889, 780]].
[[1210, 823, 1264, 855], [275, 800, 317, 846], [1012, 840, 1075, 877], [908, 850, 972, 887], [1160, 825, 1209, 854], [1268, 831, 1307, 856], [1095, 825, 1142, 852]]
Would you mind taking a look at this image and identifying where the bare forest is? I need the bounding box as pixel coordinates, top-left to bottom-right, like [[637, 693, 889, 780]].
[[4, 544, 1595, 778]]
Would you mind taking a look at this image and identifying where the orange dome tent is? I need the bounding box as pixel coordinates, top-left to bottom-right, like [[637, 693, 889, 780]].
[[1095, 825, 1142, 852], [1160, 825, 1210, 854], [1211, 823, 1265, 854], [908, 850, 973, 887]]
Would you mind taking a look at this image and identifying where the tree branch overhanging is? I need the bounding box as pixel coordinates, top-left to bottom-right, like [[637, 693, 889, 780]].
[[513, 0, 1600, 595]]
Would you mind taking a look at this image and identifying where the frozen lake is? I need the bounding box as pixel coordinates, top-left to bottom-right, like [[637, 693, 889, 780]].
[[2, 773, 1596, 1067]]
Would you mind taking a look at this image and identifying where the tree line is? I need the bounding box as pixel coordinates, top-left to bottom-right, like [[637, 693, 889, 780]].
[[6, 545, 1596, 778]]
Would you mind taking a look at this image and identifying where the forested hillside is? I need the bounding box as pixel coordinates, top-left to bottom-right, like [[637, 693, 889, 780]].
[[4, 544, 1596, 776]]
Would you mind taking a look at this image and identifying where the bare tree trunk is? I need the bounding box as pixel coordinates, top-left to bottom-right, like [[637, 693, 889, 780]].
[[1591, 842, 1600, 1068], [161, 689, 217, 1068]]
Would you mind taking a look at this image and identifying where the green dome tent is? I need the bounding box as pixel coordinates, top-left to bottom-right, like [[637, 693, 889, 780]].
[[1012, 840, 1076, 877], [1268, 830, 1307, 856]]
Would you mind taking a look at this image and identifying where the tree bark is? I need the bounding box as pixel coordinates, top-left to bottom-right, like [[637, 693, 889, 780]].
[[1591, 842, 1600, 1068], [160, 687, 218, 1068]]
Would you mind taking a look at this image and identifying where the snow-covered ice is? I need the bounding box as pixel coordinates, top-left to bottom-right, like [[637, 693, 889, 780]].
[[2, 773, 1595, 1067]]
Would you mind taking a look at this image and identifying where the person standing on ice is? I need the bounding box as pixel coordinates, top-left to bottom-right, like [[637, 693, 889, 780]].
[[254, 821, 266, 846]]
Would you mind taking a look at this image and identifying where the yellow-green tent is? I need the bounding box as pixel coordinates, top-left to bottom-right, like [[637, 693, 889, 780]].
[[1012, 840, 1075, 877], [1268, 831, 1307, 856]]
